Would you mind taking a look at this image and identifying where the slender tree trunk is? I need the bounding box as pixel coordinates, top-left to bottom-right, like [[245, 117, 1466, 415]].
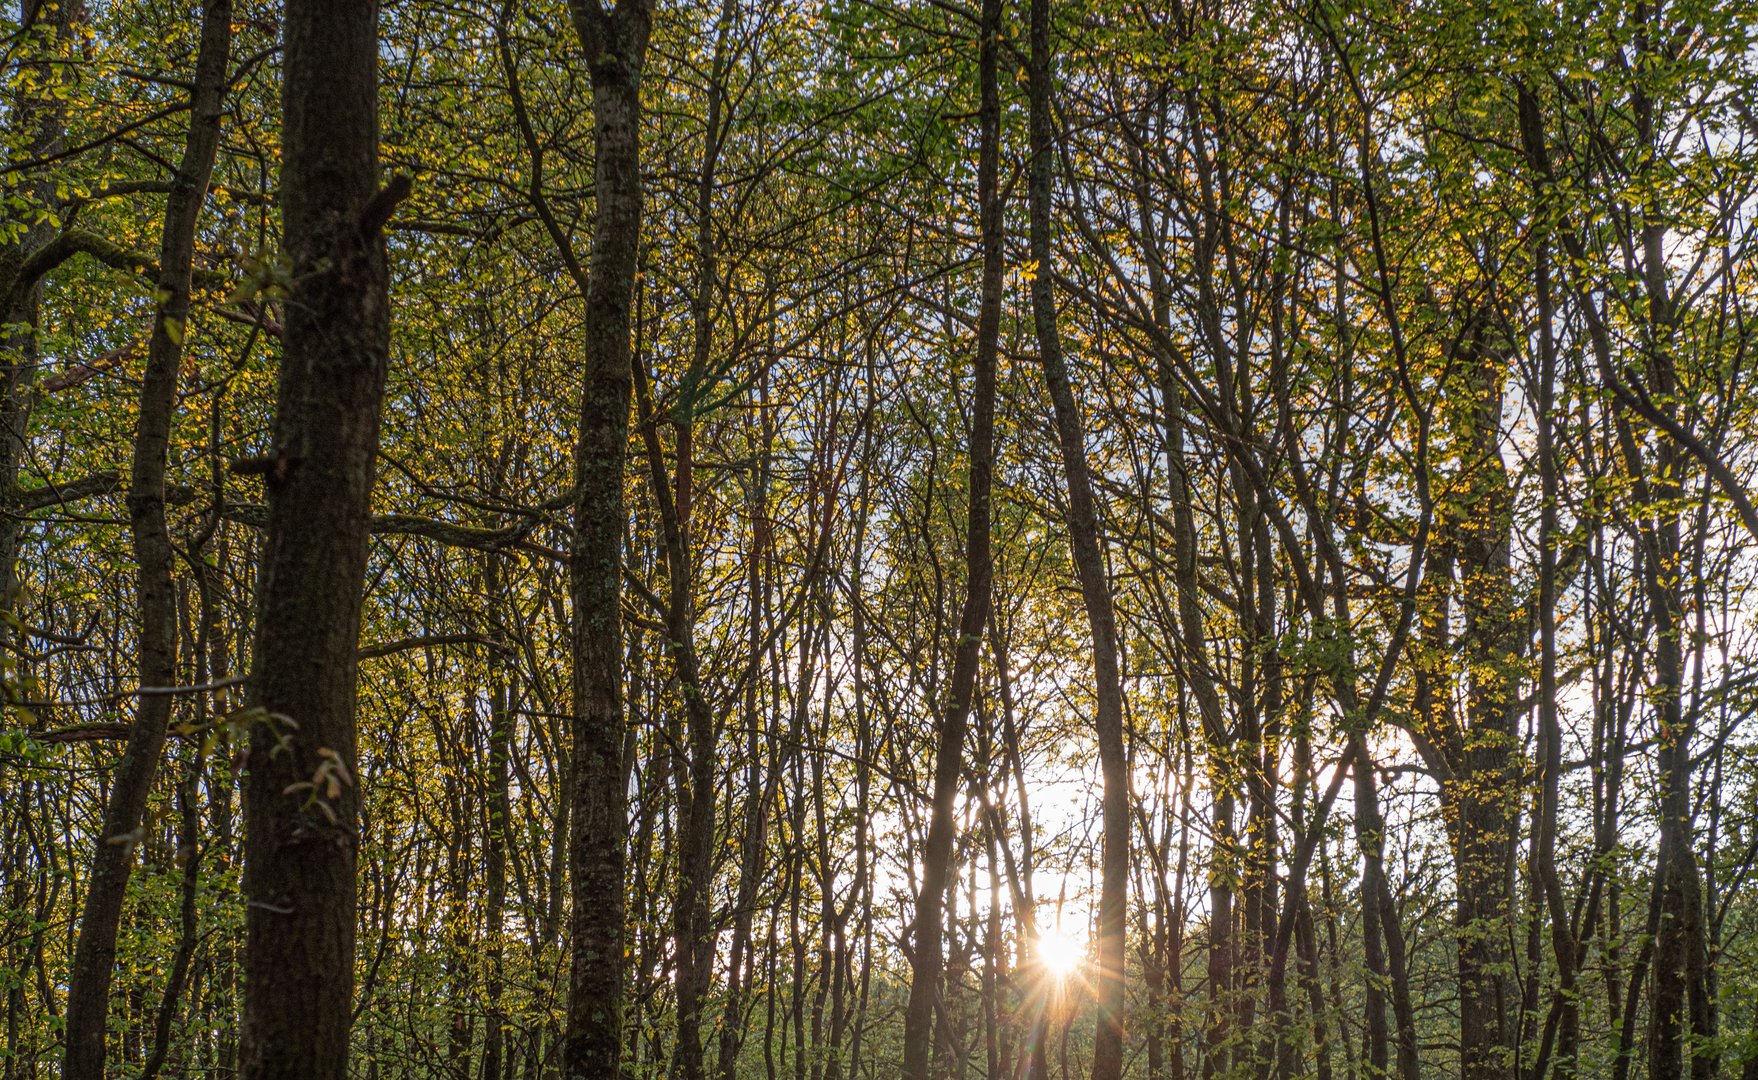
[[1743, 1000, 1758, 1080], [60, 3, 231, 1075], [658, 5, 737, 1072], [446, 750, 477, 1080], [1296, 894, 1332, 1080], [0, 0, 80, 622], [1144, 181, 1236, 1080], [1528, 234, 1579, 1080], [140, 742, 205, 1080], [1025, 0, 1127, 1073], [847, 366, 875, 1080], [1171, 713, 1194, 1080], [899, 0, 1002, 1072], [484, 553, 513, 1080], [1352, 736, 1391, 1080], [992, 622, 1050, 1080], [199, 520, 241, 1077], [1646, 458, 1709, 1080], [788, 666, 808, 1080], [719, 365, 782, 1080], [1631, 39, 1714, 1080], [634, 342, 720, 1080]]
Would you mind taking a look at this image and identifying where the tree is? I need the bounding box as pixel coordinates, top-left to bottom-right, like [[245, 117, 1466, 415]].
[[239, 0, 402, 1075], [59, 0, 232, 1072], [559, 1, 651, 1076], [901, 0, 1003, 1072]]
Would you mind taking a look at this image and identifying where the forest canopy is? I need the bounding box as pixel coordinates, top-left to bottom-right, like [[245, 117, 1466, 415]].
[[3, 0, 1757, 1078]]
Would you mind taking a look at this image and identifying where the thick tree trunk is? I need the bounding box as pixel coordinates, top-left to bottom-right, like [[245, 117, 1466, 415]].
[[60, 4, 231, 1075], [240, 0, 399, 1075]]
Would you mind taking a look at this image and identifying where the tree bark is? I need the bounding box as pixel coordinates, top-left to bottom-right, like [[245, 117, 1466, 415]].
[[483, 553, 512, 1080], [1449, 324, 1519, 1080], [239, 0, 398, 1075], [1025, 0, 1128, 1074], [60, 3, 231, 1074], [899, 0, 1002, 1074], [0, 0, 79, 624], [559, 2, 650, 1077]]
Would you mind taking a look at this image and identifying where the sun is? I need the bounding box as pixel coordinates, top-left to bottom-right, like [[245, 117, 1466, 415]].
[[1036, 925, 1086, 978]]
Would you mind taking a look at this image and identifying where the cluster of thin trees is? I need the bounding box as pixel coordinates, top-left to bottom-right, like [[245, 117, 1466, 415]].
[[3, 0, 1757, 1078]]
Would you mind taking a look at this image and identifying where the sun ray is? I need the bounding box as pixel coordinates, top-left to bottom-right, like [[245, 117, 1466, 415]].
[[1035, 925, 1086, 979]]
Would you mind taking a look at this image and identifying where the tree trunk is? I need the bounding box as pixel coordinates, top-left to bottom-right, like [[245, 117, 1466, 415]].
[[483, 553, 512, 1080], [1025, 0, 1128, 1074], [1450, 320, 1519, 1080], [240, 0, 398, 1075], [60, 3, 230, 1075], [0, 0, 78, 623], [560, 2, 651, 1077], [1352, 736, 1391, 1080], [899, 0, 1002, 1072], [718, 366, 782, 1080]]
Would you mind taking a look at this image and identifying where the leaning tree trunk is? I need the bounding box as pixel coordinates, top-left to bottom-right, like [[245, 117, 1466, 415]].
[[560, 1, 651, 1077], [1025, 0, 1128, 1075], [899, 0, 1002, 1075], [239, 0, 402, 1076], [60, 3, 231, 1074]]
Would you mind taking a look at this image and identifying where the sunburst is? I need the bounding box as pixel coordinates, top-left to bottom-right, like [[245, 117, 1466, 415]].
[[1036, 925, 1085, 979]]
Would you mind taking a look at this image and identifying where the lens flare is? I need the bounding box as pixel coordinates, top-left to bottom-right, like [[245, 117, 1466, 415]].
[[1036, 926, 1085, 978]]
